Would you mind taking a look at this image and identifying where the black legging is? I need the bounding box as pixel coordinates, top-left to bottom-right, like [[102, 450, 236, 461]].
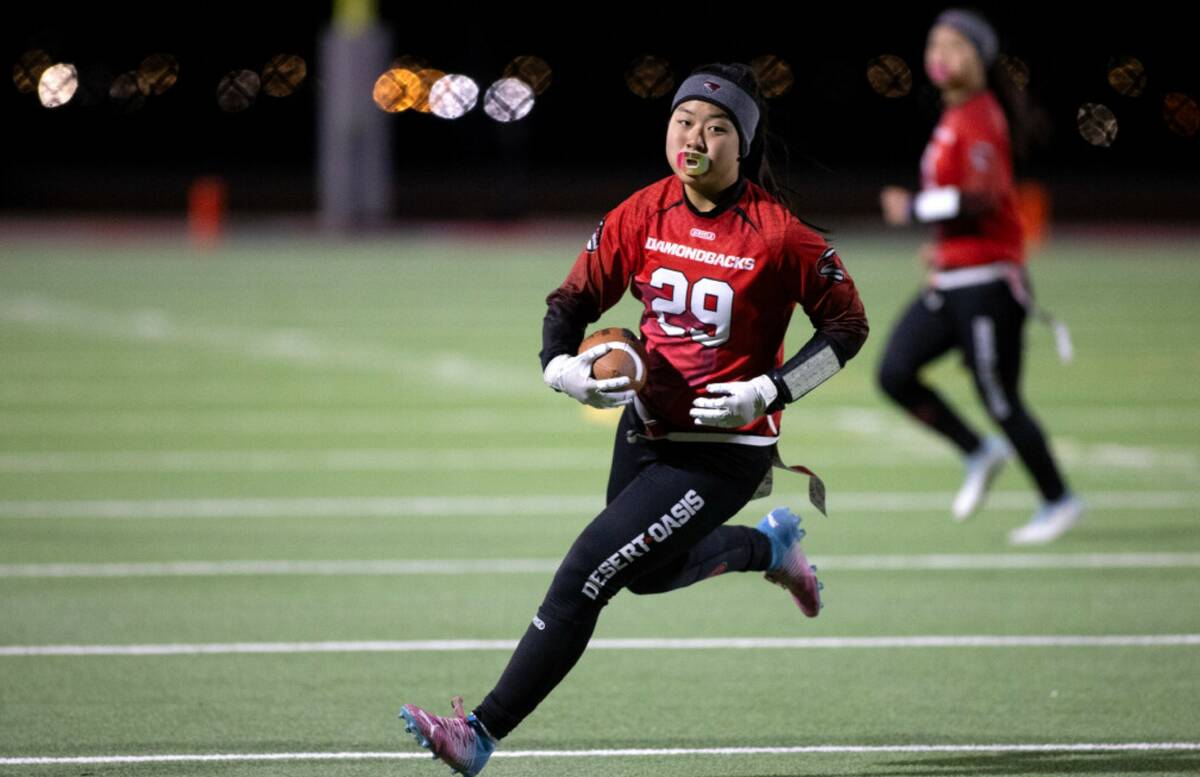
[[877, 280, 1066, 503], [473, 407, 774, 739]]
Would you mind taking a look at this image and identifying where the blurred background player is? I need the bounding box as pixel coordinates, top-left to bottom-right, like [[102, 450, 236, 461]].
[[877, 8, 1082, 545], [398, 62, 868, 775]]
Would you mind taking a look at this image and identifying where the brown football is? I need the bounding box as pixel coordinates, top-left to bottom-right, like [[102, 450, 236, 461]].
[[578, 327, 648, 392]]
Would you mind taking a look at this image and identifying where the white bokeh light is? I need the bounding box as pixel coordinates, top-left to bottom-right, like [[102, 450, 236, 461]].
[[429, 74, 479, 120], [38, 63, 79, 108], [483, 77, 534, 123]]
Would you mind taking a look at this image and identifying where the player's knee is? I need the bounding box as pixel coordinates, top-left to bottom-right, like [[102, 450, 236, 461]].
[[624, 576, 657, 596], [877, 357, 914, 400]]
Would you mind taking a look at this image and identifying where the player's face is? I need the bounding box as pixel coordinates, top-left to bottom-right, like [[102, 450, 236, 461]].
[[925, 24, 984, 92], [666, 100, 741, 193]]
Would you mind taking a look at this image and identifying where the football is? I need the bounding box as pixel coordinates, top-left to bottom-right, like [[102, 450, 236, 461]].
[[578, 327, 648, 392]]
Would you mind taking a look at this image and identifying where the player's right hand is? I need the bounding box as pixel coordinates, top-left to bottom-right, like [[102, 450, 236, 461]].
[[543, 345, 635, 409]]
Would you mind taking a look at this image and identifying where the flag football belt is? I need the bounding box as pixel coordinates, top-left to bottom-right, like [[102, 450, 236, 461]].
[[929, 262, 1073, 364]]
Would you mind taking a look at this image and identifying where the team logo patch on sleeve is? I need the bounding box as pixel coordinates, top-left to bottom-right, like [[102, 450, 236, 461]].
[[816, 247, 845, 283], [586, 218, 604, 252]]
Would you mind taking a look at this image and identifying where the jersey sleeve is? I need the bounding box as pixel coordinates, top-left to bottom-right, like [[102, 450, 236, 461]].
[[782, 223, 869, 364], [540, 201, 640, 369]]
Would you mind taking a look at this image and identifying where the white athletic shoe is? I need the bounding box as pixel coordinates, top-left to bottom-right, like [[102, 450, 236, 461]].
[[952, 436, 1011, 521], [1008, 495, 1084, 545]]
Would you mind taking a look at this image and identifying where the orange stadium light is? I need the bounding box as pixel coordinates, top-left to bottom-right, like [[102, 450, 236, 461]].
[[373, 67, 420, 113], [137, 53, 179, 96], [751, 54, 794, 98], [13, 49, 52, 94], [866, 54, 912, 99], [412, 69, 445, 114], [262, 54, 307, 98], [625, 56, 674, 99]]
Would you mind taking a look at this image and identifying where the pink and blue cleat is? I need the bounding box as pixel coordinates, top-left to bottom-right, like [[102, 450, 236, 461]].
[[399, 696, 496, 776], [757, 507, 823, 617]]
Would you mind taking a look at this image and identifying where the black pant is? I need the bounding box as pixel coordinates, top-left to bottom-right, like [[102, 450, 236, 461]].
[[473, 407, 774, 739], [877, 280, 1066, 502]]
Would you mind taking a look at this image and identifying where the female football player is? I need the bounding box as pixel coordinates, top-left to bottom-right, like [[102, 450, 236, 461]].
[[400, 62, 868, 775], [878, 8, 1081, 544]]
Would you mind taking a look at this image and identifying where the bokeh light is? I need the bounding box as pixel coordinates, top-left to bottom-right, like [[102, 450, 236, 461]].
[[1162, 93, 1200, 138], [625, 56, 673, 99], [262, 54, 307, 98], [1107, 56, 1146, 98], [429, 74, 479, 119], [867, 55, 911, 98], [216, 69, 260, 112], [412, 69, 445, 114], [1000, 54, 1030, 91], [373, 68, 421, 113], [483, 77, 534, 123], [38, 63, 78, 108], [503, 55, 552, 96], [137, 53, 179, 96], [751, 55, 793, 99], [1077, 103, 1118, 147], [13, 49, 52, 94], [108, 71, 145, 113]]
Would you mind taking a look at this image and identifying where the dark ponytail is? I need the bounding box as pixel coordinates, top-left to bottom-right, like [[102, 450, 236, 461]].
[[988, 57, 1051, 167]]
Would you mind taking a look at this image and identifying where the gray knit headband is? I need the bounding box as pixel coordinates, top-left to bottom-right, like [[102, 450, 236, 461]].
[[935, 9, 998, 67], [670, 73, 760, 157]]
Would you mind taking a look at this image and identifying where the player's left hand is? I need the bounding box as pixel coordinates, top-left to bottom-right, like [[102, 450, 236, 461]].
[[689, 375, 779, 428], [880, 186, 913, 226]]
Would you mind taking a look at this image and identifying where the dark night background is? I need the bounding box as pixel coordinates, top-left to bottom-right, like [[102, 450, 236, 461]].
[[3, 3, 1197, 223]]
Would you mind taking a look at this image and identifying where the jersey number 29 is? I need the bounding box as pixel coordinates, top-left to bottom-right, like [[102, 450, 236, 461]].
[[649, 267, 732, 348]]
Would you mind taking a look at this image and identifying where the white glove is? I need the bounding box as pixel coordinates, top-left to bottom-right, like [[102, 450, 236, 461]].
[[689, 375, 778, 428], [543, 344, 636, 409]]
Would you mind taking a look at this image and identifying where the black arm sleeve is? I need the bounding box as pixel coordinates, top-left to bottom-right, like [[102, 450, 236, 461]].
[[539, 289, 601, 370]]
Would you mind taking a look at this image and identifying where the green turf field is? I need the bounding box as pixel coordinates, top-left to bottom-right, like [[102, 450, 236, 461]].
[[1, 230, 1198, 776]]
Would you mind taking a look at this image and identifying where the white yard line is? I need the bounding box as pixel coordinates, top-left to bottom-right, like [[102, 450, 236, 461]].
[[3, 635, 1198, 657], [3, 742, 1200, 765], [0, 294, 529, 391], [0, 442, 1194, 473], [4, 553, 1200, 579], [0, 449, 601, 473], [0, 491, 1197, 519]]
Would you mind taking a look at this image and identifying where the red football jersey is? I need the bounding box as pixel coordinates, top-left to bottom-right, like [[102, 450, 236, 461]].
[[551, 175, 866, 444], [920, 89, 1024, 269]]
